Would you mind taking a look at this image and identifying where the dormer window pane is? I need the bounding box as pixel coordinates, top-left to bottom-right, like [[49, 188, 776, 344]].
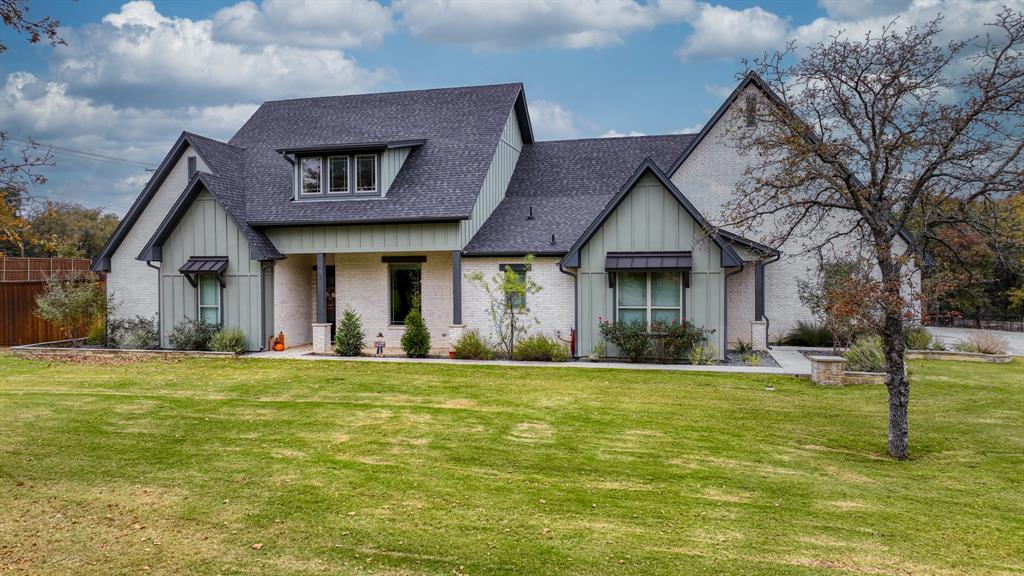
[[328, 156, 349, 193], [301, 157, 322, 195], [356, 155, 376, 193]]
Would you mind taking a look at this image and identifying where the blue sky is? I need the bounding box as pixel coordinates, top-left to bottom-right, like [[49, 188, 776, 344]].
[[0, 0, 1010, 215]]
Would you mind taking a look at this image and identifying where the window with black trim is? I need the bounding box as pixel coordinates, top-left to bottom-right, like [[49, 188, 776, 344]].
[[616, 271, 683, 328], [328, 155, 349, 194], [389, 263, 421, 324], [198, 275, 221, 324], [499, 264, 528, 309]]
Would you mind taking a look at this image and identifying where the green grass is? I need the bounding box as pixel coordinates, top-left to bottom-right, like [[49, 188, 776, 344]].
[[0, 353, 1021, 575]]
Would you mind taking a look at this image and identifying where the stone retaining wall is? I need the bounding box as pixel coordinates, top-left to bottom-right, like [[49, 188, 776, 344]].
[[905, 350, 1012, 363]]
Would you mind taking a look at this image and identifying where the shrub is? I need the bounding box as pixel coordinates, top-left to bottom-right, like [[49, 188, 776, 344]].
[[688, 344, 718, 365], [650, 319, 709, 363], [401, 298, 431, 358], [453, 330, 495, 360], [108, 315, 159, 349], [168, 318, 219, 351], [845, 335, 885, 372], [209, 327, 247, 353], [733, 338, 754, 354], [904, 326, 943, 351], [955, 331, 1009, 355], [512, 334, 569, 362], [34, 275, 107, 344], [742, 353, 761, 366], [599, 319, 652, 362], [781, 321, 834, 347], [84, 323, 107, 346], [589, 340, 606, 360], [334, 307, 365, 356]]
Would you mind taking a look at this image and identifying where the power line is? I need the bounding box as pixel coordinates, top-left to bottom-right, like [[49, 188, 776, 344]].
[[9, 137, 158, 170]]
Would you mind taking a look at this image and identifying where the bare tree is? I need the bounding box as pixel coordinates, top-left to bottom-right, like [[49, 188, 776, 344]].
[[725, 10, 1024, 459], [0, 0, 65, 53]]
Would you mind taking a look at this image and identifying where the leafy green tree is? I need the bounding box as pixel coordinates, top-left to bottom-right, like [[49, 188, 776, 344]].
[[464, 254, 543, 359], [34, 273, 106, 344], [26, 201, 119, 258]]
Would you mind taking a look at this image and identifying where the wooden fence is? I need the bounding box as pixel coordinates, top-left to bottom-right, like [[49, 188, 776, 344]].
[[0, 257, 104, 346]]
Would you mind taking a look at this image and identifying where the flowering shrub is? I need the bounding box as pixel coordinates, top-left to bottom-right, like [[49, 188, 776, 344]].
[[650, 319, 710, 363], [598, 318, 651, 363]]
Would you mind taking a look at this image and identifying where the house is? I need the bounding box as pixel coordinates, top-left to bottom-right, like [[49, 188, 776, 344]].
[[93, 75, 919, 358]]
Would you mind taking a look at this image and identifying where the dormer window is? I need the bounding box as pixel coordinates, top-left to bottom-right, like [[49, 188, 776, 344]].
[[295, 153, 378, 198], [300, 157, 322, 195], [356, 155, 377, 193], [328, 156, 349, 194]]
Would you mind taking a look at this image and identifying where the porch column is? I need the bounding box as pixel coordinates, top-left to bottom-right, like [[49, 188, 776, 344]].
[[312, 253, 330, 353], [449, 250, 465, 347], [451, 250, 462, 325], [751, 261, 768, 351]]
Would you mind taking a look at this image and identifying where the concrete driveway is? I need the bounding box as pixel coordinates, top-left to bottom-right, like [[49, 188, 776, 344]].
[[927, 326, 1024, 356]]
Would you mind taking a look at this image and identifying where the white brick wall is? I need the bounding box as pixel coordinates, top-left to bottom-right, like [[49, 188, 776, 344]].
[[671, 84, 922, 342], [726, 264, 755, 346], [335, 252, 454, 349], [107, 145, 208, 321], [273, 254, 313, 347], [461, 257, 575, 346]]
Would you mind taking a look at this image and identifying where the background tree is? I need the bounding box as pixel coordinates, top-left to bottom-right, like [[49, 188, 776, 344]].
[[464, 255, 542, 359], [726, 10, 1024, 459], [26, 201, 119, 258]]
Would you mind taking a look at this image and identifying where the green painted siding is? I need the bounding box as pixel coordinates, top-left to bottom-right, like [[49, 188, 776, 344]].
[[459, 108, 523, 247], [381, 146, 411, 196], [159, 190, 266, 351], [575, 173, 726, 358], [266, 222, 460, 254]]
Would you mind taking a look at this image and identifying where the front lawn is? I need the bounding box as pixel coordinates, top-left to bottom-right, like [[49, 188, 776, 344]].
[[0, 353, 1020, 575]]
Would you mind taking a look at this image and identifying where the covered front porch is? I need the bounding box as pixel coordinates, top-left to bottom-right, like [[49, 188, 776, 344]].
[[271, 250, 466, 355]]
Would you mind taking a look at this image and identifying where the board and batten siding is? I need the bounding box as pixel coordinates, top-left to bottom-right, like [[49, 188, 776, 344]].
[[458, 108, 523, 247], [380, 146, 411, 196], [159, 190, 266, 351], [266, 222, 460, 254], [575, 173, 726, 358]]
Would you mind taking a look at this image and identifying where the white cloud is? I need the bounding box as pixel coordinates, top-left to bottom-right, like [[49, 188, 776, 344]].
[[51, 0, 393, 108], [817, 0, 912, 21], [600, 129, 647, 138], [529, 100, 587, 140], [674, 123, 705, 133], [396, 0, 695, 51], [212, 0, 395, 49], [676, 4, 789, 61]]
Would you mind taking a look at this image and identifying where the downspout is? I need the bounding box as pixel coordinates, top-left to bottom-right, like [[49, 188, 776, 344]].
[[146, 261, 160, 348], [724, 263, 745, 357], [759, 252, 782, 349], [557, 261, 579, 359]]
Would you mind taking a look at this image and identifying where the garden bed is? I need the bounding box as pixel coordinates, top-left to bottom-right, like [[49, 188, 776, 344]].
[[11, 339, 236, 359]]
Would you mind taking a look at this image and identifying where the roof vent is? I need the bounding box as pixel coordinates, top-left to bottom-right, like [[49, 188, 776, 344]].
[[187, 156, 197, 178], [526, 206, 534, 221], [550, 234, 556, 246]]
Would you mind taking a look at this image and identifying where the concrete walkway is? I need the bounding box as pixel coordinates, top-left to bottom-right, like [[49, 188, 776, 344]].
[[245, 345, 811, 376], [927, 326, 1024, 356]]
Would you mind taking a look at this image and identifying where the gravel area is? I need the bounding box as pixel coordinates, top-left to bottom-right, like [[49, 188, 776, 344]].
[[724, 350, 780, 368]]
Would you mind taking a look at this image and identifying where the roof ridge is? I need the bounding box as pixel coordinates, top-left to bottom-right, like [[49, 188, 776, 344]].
[[183, 131, 245, 150], [259, 82, 524, 105], [534, 133, 696, 145]]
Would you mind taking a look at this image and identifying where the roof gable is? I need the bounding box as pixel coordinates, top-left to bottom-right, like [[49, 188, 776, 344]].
[[138, 172, 281, 262], [92, 132, 226, 271], [560, 158, 743, 268]]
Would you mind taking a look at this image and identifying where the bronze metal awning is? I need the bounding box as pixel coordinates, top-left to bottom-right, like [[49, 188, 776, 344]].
[[179, 256, 228, 287], [605, 252, 692, 271]]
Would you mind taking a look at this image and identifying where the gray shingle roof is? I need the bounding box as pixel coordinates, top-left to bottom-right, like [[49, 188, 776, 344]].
[[463, 134, 695, 254], [229, 83, 526, 225]]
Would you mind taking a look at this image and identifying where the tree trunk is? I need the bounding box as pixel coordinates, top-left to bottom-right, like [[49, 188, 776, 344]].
[[878, 257, 910, 460]]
